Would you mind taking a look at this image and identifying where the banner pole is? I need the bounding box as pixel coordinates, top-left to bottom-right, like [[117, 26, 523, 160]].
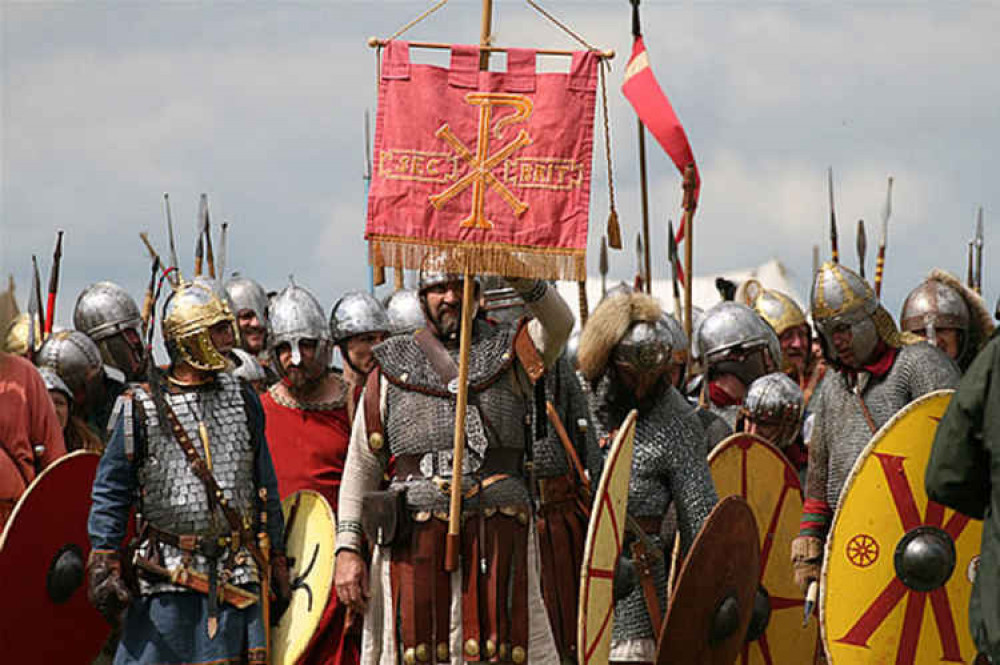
[[682, 165, 697, 340], [445, 0, 493, 573]]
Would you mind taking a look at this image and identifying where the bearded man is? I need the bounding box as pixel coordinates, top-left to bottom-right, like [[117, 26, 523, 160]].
[[790, 263, 959, 598], [334, 262, 573, 665], [86, 280, 289, 665], [577, 291, 717, 664]]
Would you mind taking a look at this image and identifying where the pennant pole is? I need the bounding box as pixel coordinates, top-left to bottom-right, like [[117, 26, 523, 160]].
[[682, 164, 697, 340], [445, 0, 492, 574]]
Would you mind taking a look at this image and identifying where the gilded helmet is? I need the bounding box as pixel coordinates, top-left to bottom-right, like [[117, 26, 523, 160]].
[[742, 372, 804, 449], [35, 330, 104, 402], [693, 302, 780, 386], [383, 289, 426, 336], [743, 280, 808, 336], [73, 281, 146, 378], [224, 275, 269, 328], [810, 261, 900, 367], [330, 291, 390, 344], [161, 280, 235, 372], [268, 284, 332, 374], [3, 312, 43, 357]]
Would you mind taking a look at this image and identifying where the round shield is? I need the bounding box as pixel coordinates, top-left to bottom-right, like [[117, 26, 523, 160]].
[[271, 489, 337, 665], [0, 450, 108, 661], [657, 495, 760, 665], [577, 410, 638, 665], [821, 389, 982, 664], [708, 433, 820, 664]]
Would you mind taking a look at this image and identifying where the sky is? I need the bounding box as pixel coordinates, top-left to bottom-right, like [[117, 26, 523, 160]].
[[2, 1, 998, 341]]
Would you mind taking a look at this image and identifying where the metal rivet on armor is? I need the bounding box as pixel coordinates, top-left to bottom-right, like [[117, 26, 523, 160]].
[[512, 646, 526, 664], [436, 642, 449, 661], [485, 639, 497, 657], [464, 639, 480, 658], [402, 647, 417, 665], [400, 372, 409, 382], [501, 351, 511, 361], [433, 510, 449, 522], [369, 432, 384, 451], [415, 643, 431, 663], [415, 511, 432, 523]]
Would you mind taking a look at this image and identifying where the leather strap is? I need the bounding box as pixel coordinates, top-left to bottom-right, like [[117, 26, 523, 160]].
[[413, 328, 459, 386], [363, 368, 386, 456], [853, 385, 879, 434], [631, 539, 664, 639], [394, 449, 524, 480]]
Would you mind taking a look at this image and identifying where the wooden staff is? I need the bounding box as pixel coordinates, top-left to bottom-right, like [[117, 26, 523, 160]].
[[682, 165, 697, 340], [445, 0, 492, 574]]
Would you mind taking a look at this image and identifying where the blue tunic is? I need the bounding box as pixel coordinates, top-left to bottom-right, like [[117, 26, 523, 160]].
[[88, 382, 284, 665]]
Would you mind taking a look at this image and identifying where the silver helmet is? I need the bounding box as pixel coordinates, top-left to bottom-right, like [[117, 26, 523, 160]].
[[229, 348, 268, 385], [900, 278, 970, 344], [660, 313, 690, 387], [564, 330, 581, 370], [268, 284, 331, 372], [742, 372, 804, 449], [693, 302, 780, 386], [224, 275, 269, 327], [417, 252, 479, 294], [612, 318, 674, 377], [73, 281, 145, 378], [383, 289, 426, 336], [35, 330, 104, 402], [37, 365, 73, 402], [329, 291, 390, 344], [811, 261, 880, 366]]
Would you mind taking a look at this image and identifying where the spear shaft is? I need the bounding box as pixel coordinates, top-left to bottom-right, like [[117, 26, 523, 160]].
[[828, 167, 839, 264], [44, 230, 64, 334], [975, 206, 984, 295], [856, 220, 867, 279], [163, 193, 181, 285], [668, 219, 682, 321]]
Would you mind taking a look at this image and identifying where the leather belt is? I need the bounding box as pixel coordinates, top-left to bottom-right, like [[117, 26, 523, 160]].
[[537, 473, 578, 504], [147, 526, 242, 559], [395, 449, 524, 480], [633, 517, 664, 537]]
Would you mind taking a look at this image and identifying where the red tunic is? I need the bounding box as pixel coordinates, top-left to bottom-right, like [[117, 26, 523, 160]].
[[262, 386, 360, 665]]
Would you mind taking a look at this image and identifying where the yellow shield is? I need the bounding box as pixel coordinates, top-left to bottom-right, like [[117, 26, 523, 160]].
[[709, 433, 821, 664], [821, 389, 982, 665], [271, 489, 337, 665], [578, 409, 638, 665]]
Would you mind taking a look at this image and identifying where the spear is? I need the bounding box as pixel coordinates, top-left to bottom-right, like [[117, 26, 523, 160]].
[[28, 255, 42, 357], [631, 0, 653, 294], [828, 167, 839, 264], [634, 231, 645, 292], [856, 220, 867, 279], [217, 222, 229, 286], [668, 219, 682, 320], [874, 176, 893, 298], [967, 240, 975, 290], [599, 235, 609, 299], [163, 193, 181, 285], [201, 194, 216, 279], [44, 230, 64, 335], [975, 207, 984, 295]]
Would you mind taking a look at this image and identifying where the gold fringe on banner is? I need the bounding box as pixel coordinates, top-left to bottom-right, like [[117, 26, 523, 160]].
[[368, 234, 586, 282]]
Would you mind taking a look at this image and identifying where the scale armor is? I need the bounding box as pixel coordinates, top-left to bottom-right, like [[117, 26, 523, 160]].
[[129, 372, 259, 593], [73, 281, 145, 377], [583, 374, 717, 643], [375, 319, 532, 511], [810, 342, 958, 510]]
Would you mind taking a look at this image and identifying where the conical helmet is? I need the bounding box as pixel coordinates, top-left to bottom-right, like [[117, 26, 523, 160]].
[[73, 281, 146, 378], [161, 280, 235, 372], [742, 372, 804, 449], [383, 289, 425, 336], [810, 262, 882, 366], [224, 275, 269, 328], [329, 291, 390, 343], [693, 302, 780, 386], [660, 313, 690, 387], [268, 284, 331, 372], [900, 279, 970, 337], [35, 330, 104, 401], [743, 280, 807, 336]]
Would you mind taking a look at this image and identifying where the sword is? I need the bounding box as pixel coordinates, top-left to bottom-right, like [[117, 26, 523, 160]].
[[874, 176, 893, 298], [975, 206, 984, 295], [828, 167, 839, 264], [599, 235, 609, 299], [163, 193, 182, 285], [132, 556, 257, 609], [668, 219, 683, 322], [856, 219, 867, 279], [44, 230, 64, 335]]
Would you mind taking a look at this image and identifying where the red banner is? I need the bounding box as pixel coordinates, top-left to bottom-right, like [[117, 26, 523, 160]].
[[366, 42, 599, 281]]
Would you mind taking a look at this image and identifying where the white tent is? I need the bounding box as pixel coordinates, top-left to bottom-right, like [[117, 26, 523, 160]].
[[555, 258, 806, 328]]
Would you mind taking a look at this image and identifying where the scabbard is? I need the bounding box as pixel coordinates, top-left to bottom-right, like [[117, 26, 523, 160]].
[[630, 540, 663, 639], [133, 556, 257, 609]]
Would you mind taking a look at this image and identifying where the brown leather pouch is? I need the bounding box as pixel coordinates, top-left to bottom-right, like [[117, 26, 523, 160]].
[[361, 488, 412, 547]]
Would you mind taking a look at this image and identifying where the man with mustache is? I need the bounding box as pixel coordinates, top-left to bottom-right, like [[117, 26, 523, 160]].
[[334, 257, 573, 665], [261, 283, 360, 665], [790, 263, 959, 607]]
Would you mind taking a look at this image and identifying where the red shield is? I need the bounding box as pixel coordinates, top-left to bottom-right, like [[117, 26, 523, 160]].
[[0, 450, 109, 661]]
